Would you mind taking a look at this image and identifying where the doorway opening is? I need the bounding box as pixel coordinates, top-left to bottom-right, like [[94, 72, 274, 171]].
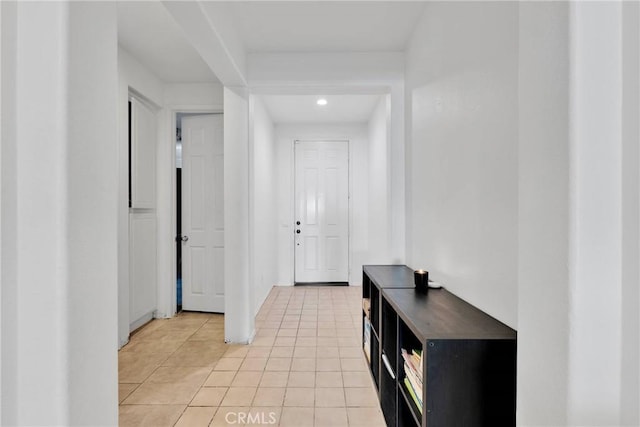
[[175, 112, 225, 314]]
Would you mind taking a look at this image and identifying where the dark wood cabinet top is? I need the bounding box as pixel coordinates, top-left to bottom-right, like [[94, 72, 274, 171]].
[[382, 288, 516, 341], [363, 265, 417, 289]]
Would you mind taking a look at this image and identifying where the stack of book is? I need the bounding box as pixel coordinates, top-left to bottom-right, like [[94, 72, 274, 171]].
[[401, 348, 423, 413]]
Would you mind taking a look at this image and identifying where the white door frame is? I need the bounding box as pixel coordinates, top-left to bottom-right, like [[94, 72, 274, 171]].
[[155, 104, 222, 321], [292, 139, 351, 284]]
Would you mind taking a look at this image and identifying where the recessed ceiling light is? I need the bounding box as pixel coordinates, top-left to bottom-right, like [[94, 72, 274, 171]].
[[317, 98, 328, 106]]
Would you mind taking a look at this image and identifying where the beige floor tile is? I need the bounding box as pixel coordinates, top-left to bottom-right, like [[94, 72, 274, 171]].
[[256, 328, 278, 338], [120, 338, 185, 354], [118, 383, 139, 403], [314, 387, 346, 407], [344, 387, 379, 407], [316, 358, 341, 372], [314, 407, 348, 427], [270, 346, 294, 358], [221, 387, 257, 406], [261, 321, 281, 329], [174, 406, 217, 427], [118, 352, 172, 383], [342, 371, 372, 388], [274, 336, 297, 347], [145, 366, 211, 385], [252, 387, 286, 406], [190, 387, 228, 406], [316, 346, 340, 358], [317, 337, 338, 347], [288, 371, 315, 387], [246, 347, 272, 358], [284, 387, 315, 407], [204, 371, 236, 387], [163, 342, 226, 367], [189, 328, 225, 341], [340, 357, 367, 372], [338, 336, 361, 347], [224, 345, 250, 358], [120, 285, 383, 427], [260, 371, 289, 387], [339, 347, 363, 358], [277, 328, 298, 337], [296, 337, 317, 347], [297, 328, 316, 337], [291, 357, 315, 372], [210, 406, 250, 426], [122, 381, 201, 405], [214, 357, 244, 371], [317, 328, 337, 337], [293, 347, 316, 358], [252, 336, 275, 347], [239, 357, 267, 371], [232, 371, 263, 387], [118, 404, 186, 427], [265, 357, 291, 371], [280, 407, 314, 426], [133, 327, 195, 342], [315, 371, 343, 388], [346, 407, 386, 426]]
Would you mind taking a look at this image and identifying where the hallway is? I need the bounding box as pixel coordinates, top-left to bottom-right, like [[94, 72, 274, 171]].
[[118, 286, 385, 426]]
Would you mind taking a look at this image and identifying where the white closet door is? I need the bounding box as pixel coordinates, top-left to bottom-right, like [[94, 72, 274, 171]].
[[130, 98, 156, 209]]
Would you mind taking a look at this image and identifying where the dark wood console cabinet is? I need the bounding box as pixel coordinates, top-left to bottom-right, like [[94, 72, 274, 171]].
[[362, 265, 517, 427]]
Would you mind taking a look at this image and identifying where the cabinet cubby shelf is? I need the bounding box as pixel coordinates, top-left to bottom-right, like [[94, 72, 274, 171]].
[[362, 265, 517, 427]]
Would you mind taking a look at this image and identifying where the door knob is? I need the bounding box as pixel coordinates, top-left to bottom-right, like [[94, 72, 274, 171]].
[[296, 221, 301, 225], [296, 230, 301, 234], [181, 235, 189, 242]]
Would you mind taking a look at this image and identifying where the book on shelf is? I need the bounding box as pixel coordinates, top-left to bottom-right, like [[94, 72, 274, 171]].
[[404, 377, 423, 414], [402, 347, 424, 413], [363, 317, 371, 362], [401, 348, 423, 378], [362, 298, 371, 319]]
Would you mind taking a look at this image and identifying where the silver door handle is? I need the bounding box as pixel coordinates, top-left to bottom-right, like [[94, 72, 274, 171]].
[[181, 235, 189, 242]]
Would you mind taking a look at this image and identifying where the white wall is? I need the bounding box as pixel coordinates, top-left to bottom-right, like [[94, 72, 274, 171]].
[[517, 3, 571, 424], [250, 96, 278, 312], [367, 95, 391, 263], [568, 2, 624, 424], [405, 2, 519, 328], [274, 123, 370, 285], [224, 87, 254, 343], [1, 1, 18, 423], [1, 2, 118, 424], [620, 2, 640, 424]]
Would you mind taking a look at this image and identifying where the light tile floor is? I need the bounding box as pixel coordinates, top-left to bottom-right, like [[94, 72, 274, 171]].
[[119, 286, 386, 426]]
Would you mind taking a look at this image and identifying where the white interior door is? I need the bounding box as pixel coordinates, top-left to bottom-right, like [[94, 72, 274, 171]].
[[182, 114, 224, 312], [294, 141, 349, 283]]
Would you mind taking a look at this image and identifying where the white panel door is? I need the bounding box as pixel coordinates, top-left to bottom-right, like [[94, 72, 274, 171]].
[[182, 114, 224, 312], [294, 141, 349, 283], [129, 213, 157, 326], [130, 98, 156, 209]]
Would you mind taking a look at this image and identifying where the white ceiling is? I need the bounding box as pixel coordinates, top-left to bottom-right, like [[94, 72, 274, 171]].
[[260, 94, 383, 124], [117, 1, 417, 122], [223, 1, 427, 53], [117, 2, 219, 83]]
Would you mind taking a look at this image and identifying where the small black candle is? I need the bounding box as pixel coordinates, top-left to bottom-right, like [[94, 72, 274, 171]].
[[414, 269, 429, 293]]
